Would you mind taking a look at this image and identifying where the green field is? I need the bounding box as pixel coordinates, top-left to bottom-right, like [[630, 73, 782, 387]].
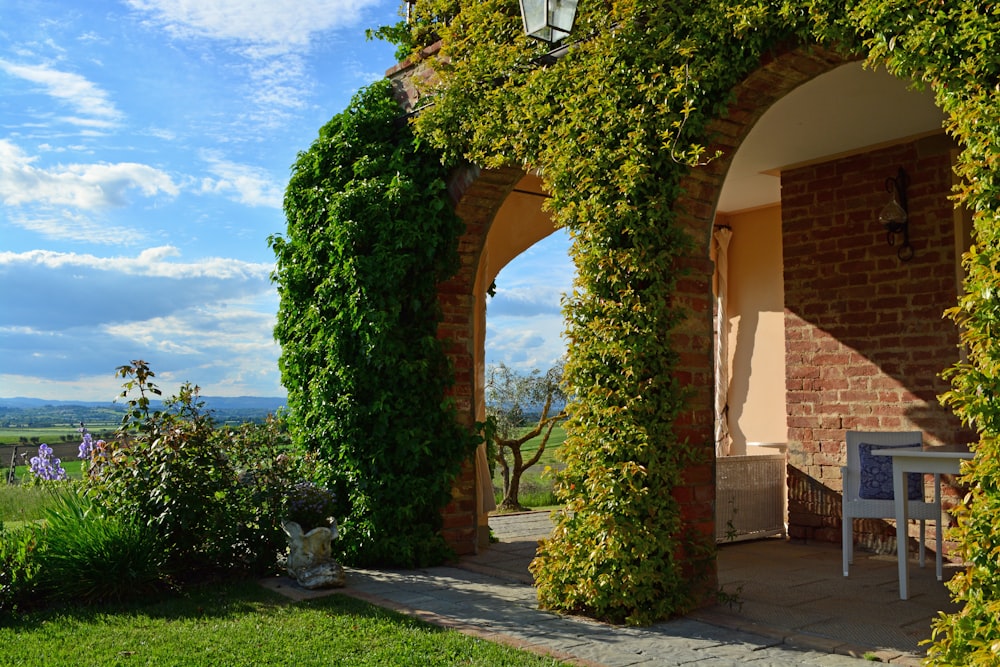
[[3, 422, 566, 512], [0, 423, 117, 446]]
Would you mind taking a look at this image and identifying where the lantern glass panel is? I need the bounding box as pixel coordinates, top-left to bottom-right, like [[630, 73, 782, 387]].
[[520, 0, 577, 43]]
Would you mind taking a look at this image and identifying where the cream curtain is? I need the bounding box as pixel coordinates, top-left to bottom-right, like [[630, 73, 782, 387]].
[[476, 437, 497, 515], [711, 226, 733, 457]]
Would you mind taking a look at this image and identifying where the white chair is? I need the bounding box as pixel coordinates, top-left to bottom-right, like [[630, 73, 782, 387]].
[[842, 430, 943, 578]]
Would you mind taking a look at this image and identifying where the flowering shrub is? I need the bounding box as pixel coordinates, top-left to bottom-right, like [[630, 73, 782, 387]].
[[284, 482, 338, 528], [76, 427, 108, 475], [4, 363, 340, 615], [27, 444, 67, 482], [83, 361, 333, 579], [84, 369, 241, 577]]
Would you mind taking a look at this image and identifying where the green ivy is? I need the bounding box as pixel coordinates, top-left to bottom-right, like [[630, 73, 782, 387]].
[[399, 0, 821, 625], [376, 0, 1000, 635], [270, 79, 478, 568]]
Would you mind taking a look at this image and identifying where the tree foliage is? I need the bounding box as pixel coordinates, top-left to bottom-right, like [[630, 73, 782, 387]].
[[270, 79, 479, 568], [486, 361, 566, 512], [368, 0, 1000, 635]]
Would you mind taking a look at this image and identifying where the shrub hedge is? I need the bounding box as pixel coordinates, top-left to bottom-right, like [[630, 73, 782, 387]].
[[270, 80, 480, 568]]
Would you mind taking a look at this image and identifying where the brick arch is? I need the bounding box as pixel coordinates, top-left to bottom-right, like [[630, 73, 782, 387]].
[[671, 44, 854, 395], [393, 44, 863, 557], [664, 45, 856, 543], [435, 163, 528, 555]]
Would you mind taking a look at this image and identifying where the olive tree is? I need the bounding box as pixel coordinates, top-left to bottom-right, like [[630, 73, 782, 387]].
[[486, 360, 566, 512]]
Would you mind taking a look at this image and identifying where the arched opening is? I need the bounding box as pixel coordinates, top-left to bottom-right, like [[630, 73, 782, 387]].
[[470, 173, 566, 547], [710, 57, 975, 554], [715, 60, 949, 455]]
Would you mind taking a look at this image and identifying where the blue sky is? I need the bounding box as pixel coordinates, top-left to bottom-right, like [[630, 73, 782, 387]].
[[0, 0, 572, 401]]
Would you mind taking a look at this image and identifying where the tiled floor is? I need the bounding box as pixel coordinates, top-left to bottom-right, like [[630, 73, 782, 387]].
[[461, 511, 962, 664]]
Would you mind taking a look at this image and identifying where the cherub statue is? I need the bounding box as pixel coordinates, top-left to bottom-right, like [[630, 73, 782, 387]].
[[282, 520, 344, 589]]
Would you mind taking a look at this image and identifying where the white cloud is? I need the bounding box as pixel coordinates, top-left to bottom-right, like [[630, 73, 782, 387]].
[[60, 116, 118, 130], [101, 309, 277, 363], [0, 253, 282, 400], [0, 246, 272, 280], [0, 247, 275, 335], [123, 0, 388, 128], [0, 302, 285, 401], [124, 0, 378, 51], [486, 318, 566, 374], [200, 153, 284, 208], [0, 373, 127, 403], [8, 210, 147, 245], [0, 139, 179, 209], [488, 285, 566, 318], [0, 59, 122, 126]]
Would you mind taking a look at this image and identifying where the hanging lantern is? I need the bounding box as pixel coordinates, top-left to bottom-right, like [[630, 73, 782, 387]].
[[519, 0, 578, 44]]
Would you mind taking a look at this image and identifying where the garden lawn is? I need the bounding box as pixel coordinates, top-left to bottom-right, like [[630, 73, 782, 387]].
[[0, 580, 566, 666]]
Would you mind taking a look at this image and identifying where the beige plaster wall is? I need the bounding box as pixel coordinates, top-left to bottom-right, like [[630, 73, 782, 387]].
[[471, 173, 558, 543], [717, 205, 788, 454]]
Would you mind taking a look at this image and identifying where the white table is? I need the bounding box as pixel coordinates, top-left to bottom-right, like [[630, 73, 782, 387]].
[[871, 447, 973, 600]]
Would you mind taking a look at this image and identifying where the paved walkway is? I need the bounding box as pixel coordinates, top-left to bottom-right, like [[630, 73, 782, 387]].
[[262, 511, 961, 666]]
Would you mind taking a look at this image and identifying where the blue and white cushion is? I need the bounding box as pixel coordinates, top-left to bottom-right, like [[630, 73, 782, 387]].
[[858, 442, 923, 501]]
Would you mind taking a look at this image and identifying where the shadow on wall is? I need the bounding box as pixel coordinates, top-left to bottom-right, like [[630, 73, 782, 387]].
[[786, 465, 964, 558]]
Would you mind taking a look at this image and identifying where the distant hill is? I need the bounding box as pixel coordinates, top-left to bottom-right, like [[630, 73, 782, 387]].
[[0, 396, 287, 428], [2, 396, 280, 408]]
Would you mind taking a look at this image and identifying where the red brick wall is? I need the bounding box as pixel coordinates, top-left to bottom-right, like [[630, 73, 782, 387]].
[[781, 136, 974, 551], [436, 165, 524, 556]]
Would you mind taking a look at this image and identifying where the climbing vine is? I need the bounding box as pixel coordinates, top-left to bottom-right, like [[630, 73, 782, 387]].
[[270, 79, 478, 568], [394, 0, 826, 625], [378, 0, 1000, 639]]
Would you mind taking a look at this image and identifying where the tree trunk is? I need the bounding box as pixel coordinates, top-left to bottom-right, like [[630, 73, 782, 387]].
[[498, 464, 529, 512]]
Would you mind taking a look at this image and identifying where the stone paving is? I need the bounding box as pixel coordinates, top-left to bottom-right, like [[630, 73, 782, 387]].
[[262, 511, 960, 666], [264, 565, 871, 666]]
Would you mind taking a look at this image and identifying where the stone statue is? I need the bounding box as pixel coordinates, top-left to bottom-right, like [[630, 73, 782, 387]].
[[282, 520, 345, 589]]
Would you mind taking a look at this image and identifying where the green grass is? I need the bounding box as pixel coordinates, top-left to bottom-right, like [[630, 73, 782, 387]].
[[0, 579, 567, 666], [0, 484, 65, 525]]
